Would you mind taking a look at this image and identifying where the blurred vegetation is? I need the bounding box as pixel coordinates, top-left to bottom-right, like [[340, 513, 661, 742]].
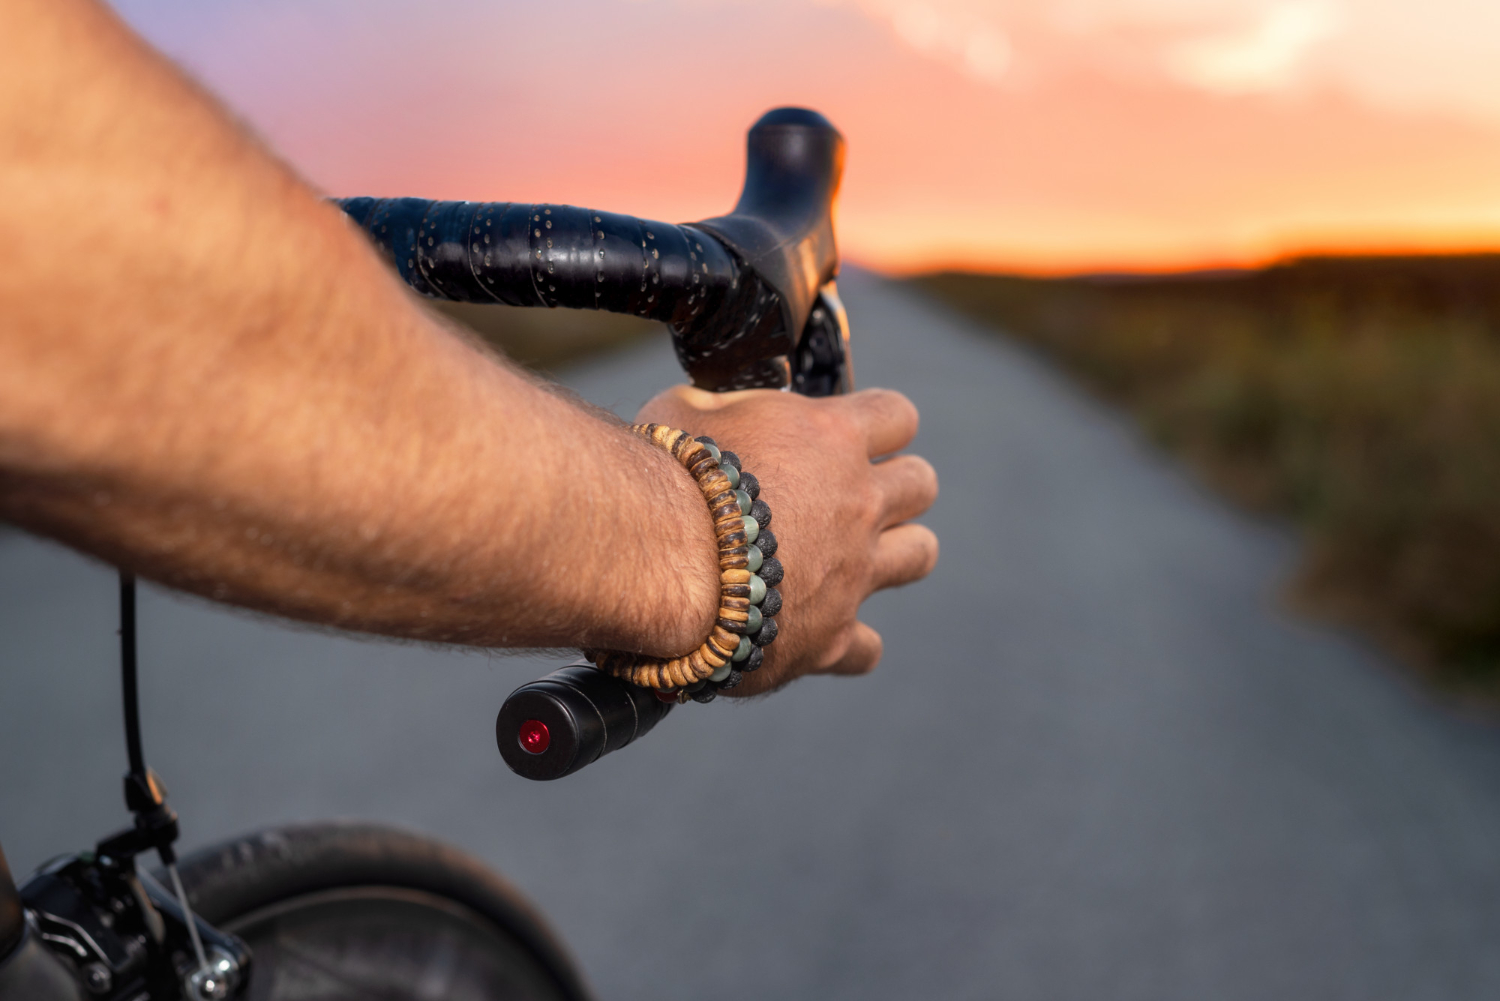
[[428, 300, 664, 374], [914, 256, 1500, 694]]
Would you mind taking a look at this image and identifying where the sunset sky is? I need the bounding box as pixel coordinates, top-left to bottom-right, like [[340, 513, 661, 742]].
[[113, 0, 1500, 273]]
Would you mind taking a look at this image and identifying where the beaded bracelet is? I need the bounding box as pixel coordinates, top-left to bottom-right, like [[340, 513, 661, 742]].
[[586, 425, 782, 704]]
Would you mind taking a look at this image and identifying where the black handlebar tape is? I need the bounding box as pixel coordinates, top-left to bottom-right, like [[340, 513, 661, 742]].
[[335, 196, 787, 389], [496, 665, 673, 781], [336, 108, 844, 392]]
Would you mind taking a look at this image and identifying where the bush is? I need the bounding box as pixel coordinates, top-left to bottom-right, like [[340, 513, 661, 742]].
[[915, 257, 1500, 690]]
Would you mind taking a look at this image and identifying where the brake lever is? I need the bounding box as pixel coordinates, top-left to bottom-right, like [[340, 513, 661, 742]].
[[791, 281, 854, 397]]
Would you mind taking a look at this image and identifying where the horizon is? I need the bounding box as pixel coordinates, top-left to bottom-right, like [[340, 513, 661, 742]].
[[113, 0, 1500, 275]]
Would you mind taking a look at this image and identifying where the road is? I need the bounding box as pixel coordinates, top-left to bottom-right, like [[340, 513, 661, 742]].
[[4, 269, 1500, 999]]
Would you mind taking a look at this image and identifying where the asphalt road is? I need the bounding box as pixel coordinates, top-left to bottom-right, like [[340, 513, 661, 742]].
[[4, 270, 1500, 999]]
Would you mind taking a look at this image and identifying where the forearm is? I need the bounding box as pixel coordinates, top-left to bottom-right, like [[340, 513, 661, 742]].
[[0, 0, 719, 654]]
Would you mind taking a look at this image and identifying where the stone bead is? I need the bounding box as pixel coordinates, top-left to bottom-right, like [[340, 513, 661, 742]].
[[724, 463, 740, 489], [752, 617, 778, 647], [736, 490, 752, 515], [746, 545, 764, 573], [750, 499, 772, 530], [749, 574, 767, 604], [710, 659, 733, 683], [732, 635, 752, 662], [760, 587, 782, 618], [745, 605, 763, 634], [704, 443, 721, 463], [719, 669, 744, 690], [686, 678, 708, 692], [743, 515, 759, 544], [689, 685, 717, 703], [759, 557, 783, 587], [744, 646, 764, 672], [719, 450, 741, 473], [694, 435, 718, 449], [739, 471, 760, 500], [757, 529, 777, 557]]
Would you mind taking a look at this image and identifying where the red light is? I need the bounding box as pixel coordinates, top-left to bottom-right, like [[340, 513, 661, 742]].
[[518, 719, 550, 754]]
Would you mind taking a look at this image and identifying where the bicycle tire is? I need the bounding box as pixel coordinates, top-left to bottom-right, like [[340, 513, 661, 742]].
[[167, 822, 593, 1001]]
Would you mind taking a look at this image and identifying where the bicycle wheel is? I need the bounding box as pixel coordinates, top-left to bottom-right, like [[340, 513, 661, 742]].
[[170, 822, 593, 1001]]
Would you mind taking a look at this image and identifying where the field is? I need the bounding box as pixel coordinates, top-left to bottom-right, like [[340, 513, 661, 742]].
[[913, 257, 1500, 694]]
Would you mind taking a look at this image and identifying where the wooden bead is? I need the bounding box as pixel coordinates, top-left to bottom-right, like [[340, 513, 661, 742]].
[[699, 470, 732, 493], [721, 583, 751, 599], [722, 569, 752, 585], [709, 626, 739, 657], [636, 662, 662, 689], [720, 597, 750, 614], [719, 553, 749, 571], [673, 437, 704, 462]]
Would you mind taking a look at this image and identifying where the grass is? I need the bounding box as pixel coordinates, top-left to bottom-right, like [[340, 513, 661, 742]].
[[912, 256, 1500, 695]]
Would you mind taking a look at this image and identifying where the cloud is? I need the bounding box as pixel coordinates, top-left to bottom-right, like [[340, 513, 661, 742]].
[[1166, 1, 1340, 94], [839, 0, 1014, 84]]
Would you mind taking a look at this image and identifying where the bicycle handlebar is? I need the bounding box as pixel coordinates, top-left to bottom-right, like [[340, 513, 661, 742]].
[[337, 107, 844, 392], [340, 108, 846, 780]]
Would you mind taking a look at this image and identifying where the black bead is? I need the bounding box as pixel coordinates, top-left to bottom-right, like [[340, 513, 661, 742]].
[[759, 557, 783, 588], [690, 686, 717, 703], [750, 499, 772, 529], [757, 528, 777, 557], [751, 617, 778, 647], [719, 670, 744, 691], [760, 587, 782, 618], [686, 678, 708, 692], [744, 646, 764, 672], [694, 435, 718, 449], [719, 450, 741, 473], [739, 471, 760, 500]]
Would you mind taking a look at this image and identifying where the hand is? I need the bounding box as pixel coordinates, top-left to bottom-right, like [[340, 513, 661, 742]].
[[635, 385, 939, 696]]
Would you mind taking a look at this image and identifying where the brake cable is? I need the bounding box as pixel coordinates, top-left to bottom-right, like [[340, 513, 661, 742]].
[[114, 571, 224, 1000]]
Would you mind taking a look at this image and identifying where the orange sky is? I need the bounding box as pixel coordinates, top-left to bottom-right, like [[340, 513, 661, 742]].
[[114, 0, 1500, 274]]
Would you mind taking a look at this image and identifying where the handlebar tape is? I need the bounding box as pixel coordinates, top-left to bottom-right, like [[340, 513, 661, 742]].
[[496, 665, 673, 780], [335, 196, 790, 389], [336, 108, 843, 392]]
